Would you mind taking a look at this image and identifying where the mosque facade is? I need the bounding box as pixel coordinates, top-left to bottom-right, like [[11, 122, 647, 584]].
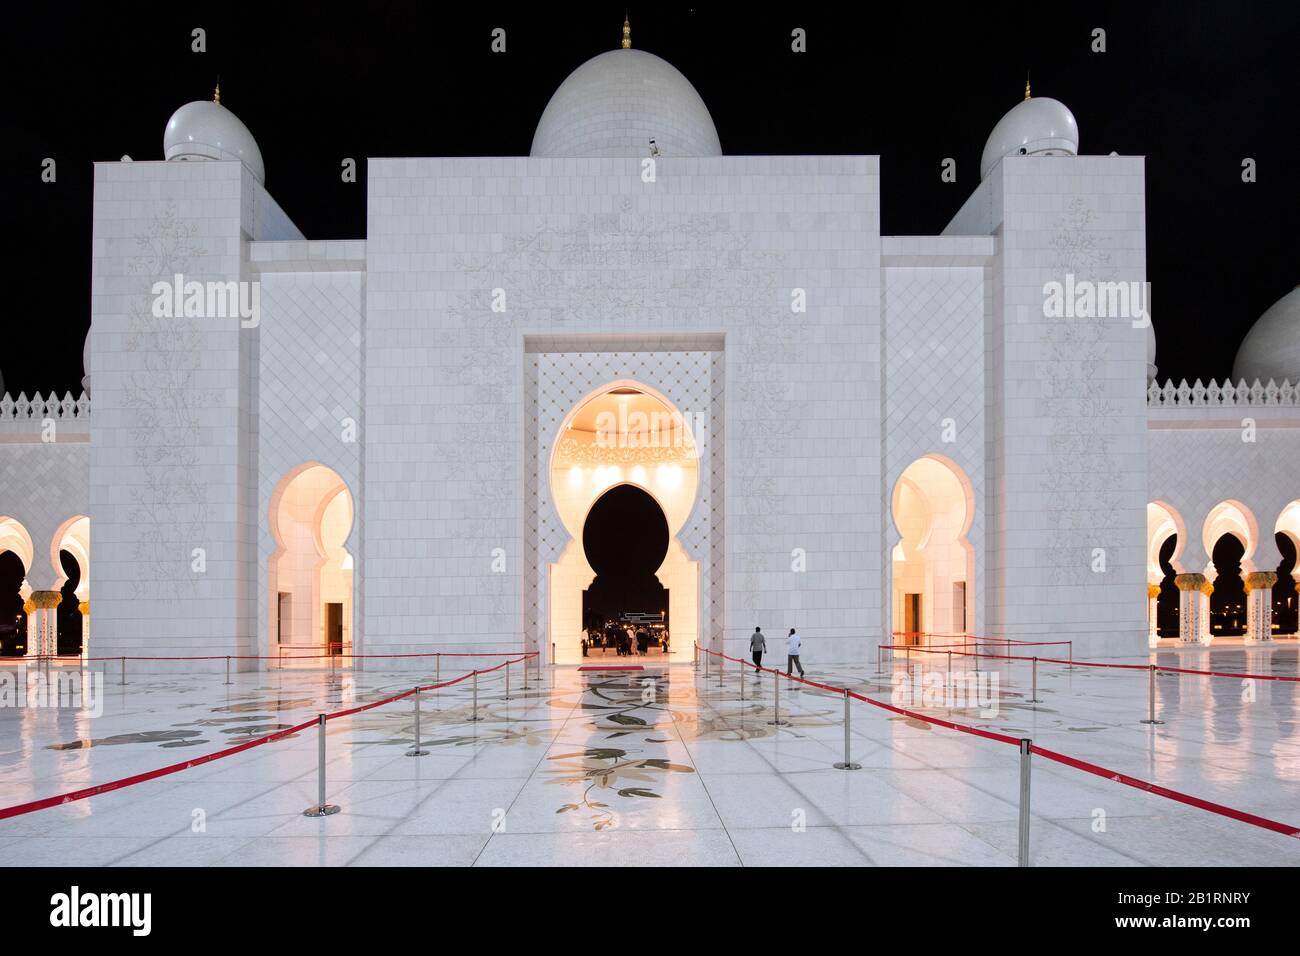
[[2, 28, 1297, 669]]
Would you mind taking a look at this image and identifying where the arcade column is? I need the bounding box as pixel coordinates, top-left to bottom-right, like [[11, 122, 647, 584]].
[[1243, 572, 1277, 643], [28, 590, 62, 657], [1174, 573, 1210, 645], [1147, 584, 1161, 648]]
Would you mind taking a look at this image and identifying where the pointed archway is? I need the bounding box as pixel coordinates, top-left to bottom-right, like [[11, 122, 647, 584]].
[[268, 464, 356, 666], [0, 517, 34, 657], [889, 455, 975, 645]]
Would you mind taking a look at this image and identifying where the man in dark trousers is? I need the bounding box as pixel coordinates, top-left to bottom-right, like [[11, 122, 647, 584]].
[[749, 626, 767, 678]]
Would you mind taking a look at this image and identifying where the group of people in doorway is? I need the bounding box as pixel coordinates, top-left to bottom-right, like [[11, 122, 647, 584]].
[[581, 624, 668, 657], [748, 626, 805, 677]]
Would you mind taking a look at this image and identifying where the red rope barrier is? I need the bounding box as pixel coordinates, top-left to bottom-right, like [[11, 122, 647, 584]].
[[18, 650, 539, 663], [696, 644, 1300, 839], [881, 643, 1300, 682], [0, 716, 320, 821], [0, 656, 529, 821], [1028, 744, 1300, 838]]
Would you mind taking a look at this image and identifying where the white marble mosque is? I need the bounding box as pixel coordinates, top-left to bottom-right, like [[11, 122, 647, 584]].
[[2, 21, 1299, 673]]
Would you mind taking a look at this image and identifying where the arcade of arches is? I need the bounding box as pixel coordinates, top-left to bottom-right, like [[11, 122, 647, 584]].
[[549, 384, 699, 665], [269, 464, 355, 665], [1147, 499, 1300, 645], [0, 514, 89, 658]]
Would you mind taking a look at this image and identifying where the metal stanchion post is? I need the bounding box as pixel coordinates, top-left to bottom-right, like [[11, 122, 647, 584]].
[[551, 643, 556, 667], [1017, 738, 1032, 866], [303, 714, 341, 816], [120, 656, 126, 686], [877, 644, 883, 676], [768, 669, 788, 726], [407, 688, 429, 756], [504, 659, 512, 701], [833, 689, 862, 770], [467, 670, 483, 721], [1028, 656, 1042, 704], [1140, 664, 1164, 725], [225, 656, 231, 686], [739, 659, 745, 701], [947, 650, 952, 683], [718, 649, 725, 688], [705, 646, 711, 679], [693, 643, 699, 671]]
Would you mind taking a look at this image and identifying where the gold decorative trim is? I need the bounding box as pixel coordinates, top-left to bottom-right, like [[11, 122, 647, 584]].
[[29, 590, 62, 609], [1244, 571, 1278, 591], [622, 14, 631, 49], [553, 435, 696, 466], [1173, 573, 1206, 592], [1147, 584, 1162, 599]]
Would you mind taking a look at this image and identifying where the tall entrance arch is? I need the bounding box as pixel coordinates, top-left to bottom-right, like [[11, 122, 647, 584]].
[[548, 383, 700, 664], [268, 464, 356, 666], [889, 455, 975, 645]]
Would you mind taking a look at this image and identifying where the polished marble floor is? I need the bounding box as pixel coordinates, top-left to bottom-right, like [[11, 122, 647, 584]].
[[1, 645, 1298, 866]]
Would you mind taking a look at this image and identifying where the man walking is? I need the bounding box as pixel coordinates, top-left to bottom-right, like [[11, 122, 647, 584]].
[[749, 626, 767, 676], [786, 628, 805, 677]]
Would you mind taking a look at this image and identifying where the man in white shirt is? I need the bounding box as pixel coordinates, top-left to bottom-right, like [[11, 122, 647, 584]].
[[786, 628, 805, 677]]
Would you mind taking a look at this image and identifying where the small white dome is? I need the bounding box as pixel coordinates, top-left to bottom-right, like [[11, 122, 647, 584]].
[[531, 48, 721, 158], [1232, 286, 1300, 384], [164, 92, 265, 184], [980, 91, 1079, 180]]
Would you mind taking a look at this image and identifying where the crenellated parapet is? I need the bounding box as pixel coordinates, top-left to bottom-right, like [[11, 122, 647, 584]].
[[1147, 378, 1297, 408], [0, 391, 91, 422]]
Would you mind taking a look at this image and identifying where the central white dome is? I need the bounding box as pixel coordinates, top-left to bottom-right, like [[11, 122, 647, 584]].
[[531, 49, 721, 158], [980, 92, 1079, 180], [1233, 286, 1300, 384], [164, 93, 265, 184]]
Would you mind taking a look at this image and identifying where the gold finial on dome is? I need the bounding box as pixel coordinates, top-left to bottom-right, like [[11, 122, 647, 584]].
[[1024, 73, 1031, 100], [622, 14, 631, 49], [214, 81, 221, 104]]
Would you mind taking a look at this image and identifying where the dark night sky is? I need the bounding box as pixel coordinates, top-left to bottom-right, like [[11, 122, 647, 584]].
[[3, 1, 1297, 396]]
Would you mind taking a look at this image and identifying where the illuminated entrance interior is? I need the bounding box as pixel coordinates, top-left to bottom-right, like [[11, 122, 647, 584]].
[[890, 455, 975, 644], [269, 464, 355, 665], [549, 383, 699, 664]]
